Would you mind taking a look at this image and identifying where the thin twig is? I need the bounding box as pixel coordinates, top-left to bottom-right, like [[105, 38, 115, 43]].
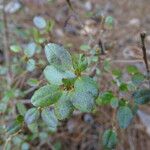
[[140, 31, 150, 87], [2, 0, 11, 87]]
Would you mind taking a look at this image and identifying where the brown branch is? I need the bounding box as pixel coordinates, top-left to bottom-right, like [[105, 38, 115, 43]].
[[140, 31, 150, 87]]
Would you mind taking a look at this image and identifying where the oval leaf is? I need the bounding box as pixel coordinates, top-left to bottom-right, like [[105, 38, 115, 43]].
[[25, 108, 40, 125], [54, 91, 74, 120], [33, 16, 46, 29], [74, 76, 99, 98], [102, 129, 117, 149], [133, 89, 150, 104], [44, 65, 76, 85], [31, 84, 62, 107], [72, 91, 95, 112], [41, 108, 58, 129], [117, 106, 133, 129], [44, 43, 73, 69]]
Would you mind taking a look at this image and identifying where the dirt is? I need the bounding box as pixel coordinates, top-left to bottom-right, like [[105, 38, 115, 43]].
[[1, 0, 150, 149]]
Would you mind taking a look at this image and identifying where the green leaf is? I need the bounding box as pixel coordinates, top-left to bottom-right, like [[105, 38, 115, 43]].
[[44, 65, 76, 85], [112, 68, 122, 78], [80, 44, 90, 51], [54, 91, 74, 120], [27, 123, 38, 133], [119, 82, 128, 92], [41, 108, 58, 129], [72, 54, 88, 73], [33, 16, 46, 29], [27, 78, 39, 87], [24, 42, 36, 58], [72, 91, 95, 112], [104, 16, 114, 29], [131, 73, 145, 85], [25, 108, 40, 125], [133, 89, 150, 104], [46, 20, 55, 32], [45, 43, 73, 69], [7, 120, 21, 135], [117, 106, 133, 129], [126, 65, 139, 75], [96, 91, 114, 105], [10, 44, 21, 53], [102, 129, 117, 149], [31, 84, 62, 107], [16, 103, 27, 116], [110, 98, 118, 108], [103, 59, 111, 72], [62, 77, 76, 87], [21, 142, 30, 150], [74, 76, 99, 98], [26, 59, 35, 72]]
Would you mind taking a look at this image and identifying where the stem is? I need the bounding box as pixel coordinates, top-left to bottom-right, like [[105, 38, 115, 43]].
[[2, 0, 11, 87], [140, 32, 150, 87]]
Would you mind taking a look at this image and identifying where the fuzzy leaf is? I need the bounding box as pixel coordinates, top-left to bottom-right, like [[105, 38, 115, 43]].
[[72, 91, 95, 112], [44, 65, 76, 85], [117, 106, 133, 129], [25, 108, 40, 125], [74, 76, 99, 98], [54, 91, 74, 120], [102, 129, 117, 149], [31, 84, 62, 107], [45, 43, 72, 69], [33, 16, 46, 29], [133, 89, 150, 104], [41, 108, 58, 129]]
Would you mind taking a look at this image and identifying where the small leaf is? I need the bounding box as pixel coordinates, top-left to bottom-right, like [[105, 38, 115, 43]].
[[96, 91, 114, 105], [133, 89, 150, 104], [74, 76, 99, 98], [110, 98, 118, 108], [41, 108, 58, 129], [54, 91, 74, 120], [27, 123, 38, 133], [44, 65, 76, 85], [119, 82, 128, 92], [102, 129, 117, 149], [27, 78, 39, 87], [26, 59, 35, 72], [80, 44, 90, 51], [131, 73, 145, 85], [25, 108, 40, 125], [104, 16, 114, 29], [21, 142, 30, 150], [126, 65, 139, 75], [103, 59, 111, 72], [72, 54, 88, 73], [117, 106, 133, 129], [31, 84, 62, 107], [72, 91, 95, 112], [7, 120, 21, 135], [16, 103, 27, 116], [33, 16, 46, 29], [45, 43, 73, 69], [10, 44, 21, 53], [24, 42, 36, 57], [112, 69, 122, 78]]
